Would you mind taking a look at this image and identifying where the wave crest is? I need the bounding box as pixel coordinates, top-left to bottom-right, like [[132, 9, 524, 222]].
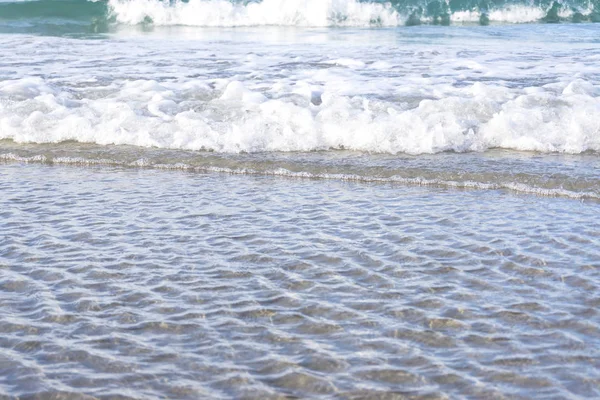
[[105, 0, 598, 27], [107, 0, 401, 27], [0, 0, 597, 28]]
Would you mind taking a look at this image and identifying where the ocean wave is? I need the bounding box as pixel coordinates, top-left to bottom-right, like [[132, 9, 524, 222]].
[[106, 0, 599, 26], [0, 0, 598, 28], [1, 77, 599, 155], [107, 0, 402, 27]]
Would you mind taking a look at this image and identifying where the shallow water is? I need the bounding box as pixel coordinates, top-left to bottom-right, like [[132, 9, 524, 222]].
[[2, 1, 600, 397], [1, 163, 599, 399], [3, 141, 600, 200]]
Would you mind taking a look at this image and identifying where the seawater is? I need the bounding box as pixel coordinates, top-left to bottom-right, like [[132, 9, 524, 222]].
[[1, 0, 600, 398], [2, 163, 600, 399]]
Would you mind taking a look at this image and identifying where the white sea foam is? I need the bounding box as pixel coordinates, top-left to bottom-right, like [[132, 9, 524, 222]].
[[1, 76, 599, 155], [452, 6, 547, 23], [1, 25, 600, 156], [105, 0, 595, 27], [107, 0, 402, 27], [451, 5, 591, 23]]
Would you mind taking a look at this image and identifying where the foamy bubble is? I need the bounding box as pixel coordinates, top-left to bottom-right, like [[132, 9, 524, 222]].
[[107, 0, 402, 27], [105, 0, 597, 27], [1, 76, 599, 155], [451, 6, 547, 24]]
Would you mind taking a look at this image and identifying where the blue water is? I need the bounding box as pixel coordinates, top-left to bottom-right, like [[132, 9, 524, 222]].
[[1, 1, 600, 398]]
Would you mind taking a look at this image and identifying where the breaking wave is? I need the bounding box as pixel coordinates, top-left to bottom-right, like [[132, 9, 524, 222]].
[[0, 0, 598, 28], [1, 77, 599, 155]]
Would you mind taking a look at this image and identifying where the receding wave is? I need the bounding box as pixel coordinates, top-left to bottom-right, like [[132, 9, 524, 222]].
[[2, 143, 599, 200], [0, 0, 598, 28]]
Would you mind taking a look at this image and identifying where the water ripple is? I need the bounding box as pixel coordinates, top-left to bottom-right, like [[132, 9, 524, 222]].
[[1, 163, 599, 399]]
